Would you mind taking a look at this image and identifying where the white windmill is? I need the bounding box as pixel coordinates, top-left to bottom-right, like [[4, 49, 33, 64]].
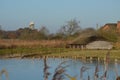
[[29, 21, 35, 30]]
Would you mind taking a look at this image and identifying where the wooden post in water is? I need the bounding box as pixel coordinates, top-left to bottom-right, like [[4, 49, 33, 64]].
[[115, 59, 119, 78], [90, 57, 93, 63], [43, 57, 50, 80], [98, 57, 100, 62], [115, 59, 118, 62], [104, 57, 106, 64]]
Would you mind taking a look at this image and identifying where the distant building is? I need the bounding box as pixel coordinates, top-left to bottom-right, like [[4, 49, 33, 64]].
[[102, 21, 120, 33], [66, 28, 113, 49], [66, 31, 104, 49], [66, 39, 113, 50], [29, 22, 35, 30]]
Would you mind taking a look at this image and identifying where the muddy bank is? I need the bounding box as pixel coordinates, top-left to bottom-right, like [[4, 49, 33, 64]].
[[0, 53, 43, 59], [0, 53, 119, 63]]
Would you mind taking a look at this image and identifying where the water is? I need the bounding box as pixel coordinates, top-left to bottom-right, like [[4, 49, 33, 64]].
[[0, 58, 120, 80]]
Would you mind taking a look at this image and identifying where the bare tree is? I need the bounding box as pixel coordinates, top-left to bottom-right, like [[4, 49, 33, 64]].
[[59, 19, 81, 36], [39, 26, 49, 36], [39, 26, 49, 39]]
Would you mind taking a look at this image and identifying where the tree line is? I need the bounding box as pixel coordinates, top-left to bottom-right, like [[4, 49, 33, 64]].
[[0, 19, 119, 42], [0, 19, 81, 40]]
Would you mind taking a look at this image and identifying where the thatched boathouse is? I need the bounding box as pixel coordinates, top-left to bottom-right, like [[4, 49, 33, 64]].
[[66, 28, 113, 49], [66, 28, 103, 49]]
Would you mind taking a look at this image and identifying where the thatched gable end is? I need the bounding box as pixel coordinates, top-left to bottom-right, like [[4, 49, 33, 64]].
[[86, 41, 113, 49]]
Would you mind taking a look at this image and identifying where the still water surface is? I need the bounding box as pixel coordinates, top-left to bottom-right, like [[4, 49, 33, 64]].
[[0, 58, 120, 80]]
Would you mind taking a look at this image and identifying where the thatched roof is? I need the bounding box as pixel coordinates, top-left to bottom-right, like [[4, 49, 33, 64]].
[[69, 29, 104, 44], [71, 36, 95, 44]]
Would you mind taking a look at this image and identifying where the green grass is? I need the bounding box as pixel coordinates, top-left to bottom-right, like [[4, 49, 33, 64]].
[[0, 47, 120, 59], [47, 49, 120, 59], [0, 47, 67, 55]]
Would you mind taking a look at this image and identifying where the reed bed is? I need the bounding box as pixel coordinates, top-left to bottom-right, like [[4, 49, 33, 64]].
[[0, 39, 71, 48], [43, 52, 120, 80]]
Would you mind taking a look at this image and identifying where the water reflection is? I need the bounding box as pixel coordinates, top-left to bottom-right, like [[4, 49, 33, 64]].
[[0, 58, 120, 80]]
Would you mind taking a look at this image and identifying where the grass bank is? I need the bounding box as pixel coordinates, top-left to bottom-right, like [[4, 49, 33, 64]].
[[0, 39, 120, 60], [0, 47, 120, 60], [46, 49, 120, 60]]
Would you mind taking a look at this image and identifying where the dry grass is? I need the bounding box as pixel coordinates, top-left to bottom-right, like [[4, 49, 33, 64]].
[[0, 39, 71, 48], [114, 42, 120, 49]]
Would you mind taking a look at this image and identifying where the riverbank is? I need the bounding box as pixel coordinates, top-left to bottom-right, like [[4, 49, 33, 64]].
[[0, 39, 120, 61], [0, 47, 120, 62]]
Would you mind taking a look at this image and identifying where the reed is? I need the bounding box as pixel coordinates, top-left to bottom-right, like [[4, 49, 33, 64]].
[[0, 39, 70, 49], [0, 69, 9, 80], [43, 57, 50, 80], [116, 77, 120, 80], [52, 60, 69, 80]]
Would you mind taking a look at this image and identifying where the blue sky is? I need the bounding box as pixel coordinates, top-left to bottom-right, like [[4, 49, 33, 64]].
[[0, 0, 120, 32]]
